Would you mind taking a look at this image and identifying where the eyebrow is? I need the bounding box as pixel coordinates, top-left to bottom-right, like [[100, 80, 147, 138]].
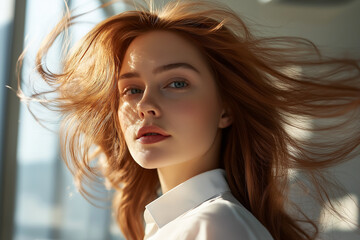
[[118, 62, 200, 80]]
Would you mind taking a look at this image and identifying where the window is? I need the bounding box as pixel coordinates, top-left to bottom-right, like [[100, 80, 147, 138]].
[[13, 0, 127, 239]]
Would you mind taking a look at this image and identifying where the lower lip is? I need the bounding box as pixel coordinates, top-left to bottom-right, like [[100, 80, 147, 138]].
[[137, 135, 170, 144]]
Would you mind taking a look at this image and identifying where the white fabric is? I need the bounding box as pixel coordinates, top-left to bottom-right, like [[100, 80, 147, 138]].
[[143, 168, 274, 240]]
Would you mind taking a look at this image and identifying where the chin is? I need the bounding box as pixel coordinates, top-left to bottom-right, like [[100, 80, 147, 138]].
[[131, 150, 172, 169], [135, 157, 180, 170], [134, 159, 160, 169]]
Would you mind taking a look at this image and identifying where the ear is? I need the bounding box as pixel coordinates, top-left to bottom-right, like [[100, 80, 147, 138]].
[[218, 107, 233, 129]]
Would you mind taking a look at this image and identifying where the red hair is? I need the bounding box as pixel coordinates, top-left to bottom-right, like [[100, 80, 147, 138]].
[[17, 0, 360, 239]]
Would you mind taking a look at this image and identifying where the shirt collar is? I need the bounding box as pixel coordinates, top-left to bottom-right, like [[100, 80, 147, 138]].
[[144, 168, 230, 228]]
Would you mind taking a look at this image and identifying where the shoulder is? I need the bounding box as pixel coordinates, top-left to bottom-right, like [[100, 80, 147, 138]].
[[178, 192, 274, 240]]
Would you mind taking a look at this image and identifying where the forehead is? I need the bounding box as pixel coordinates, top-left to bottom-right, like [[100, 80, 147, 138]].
[[120, 30, 207, 73]]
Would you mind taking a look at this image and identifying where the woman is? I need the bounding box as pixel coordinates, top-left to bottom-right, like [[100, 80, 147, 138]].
[[17, 0, 360, 239]]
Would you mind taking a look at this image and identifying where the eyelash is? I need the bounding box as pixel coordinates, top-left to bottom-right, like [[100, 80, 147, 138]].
[[121, 79, 189, 96]]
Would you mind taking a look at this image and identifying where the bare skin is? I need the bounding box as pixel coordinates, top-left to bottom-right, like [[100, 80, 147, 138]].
[[117, 30, 232, 194]]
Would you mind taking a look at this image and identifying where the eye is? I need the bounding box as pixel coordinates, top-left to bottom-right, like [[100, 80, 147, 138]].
[[121, 79, 189, 97], [167, 80, 189, 89], [122, 88, 143, 96]]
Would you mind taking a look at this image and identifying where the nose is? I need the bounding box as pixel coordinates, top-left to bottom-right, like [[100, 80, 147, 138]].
[[137, 88, 161, 119]]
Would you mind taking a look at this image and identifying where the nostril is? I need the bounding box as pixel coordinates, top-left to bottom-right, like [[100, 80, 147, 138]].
[[148, 110, 156, 115]]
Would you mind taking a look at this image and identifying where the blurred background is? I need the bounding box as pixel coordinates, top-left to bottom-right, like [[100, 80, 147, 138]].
[[0, 0, 359, 239]]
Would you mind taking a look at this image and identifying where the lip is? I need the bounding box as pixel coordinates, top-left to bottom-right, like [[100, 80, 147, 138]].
[[137, 134, 171, 144], [136, 125, 171, 140]]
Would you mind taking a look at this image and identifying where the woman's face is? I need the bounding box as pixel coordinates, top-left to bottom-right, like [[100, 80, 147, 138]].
[[117, 30, 231, 169]]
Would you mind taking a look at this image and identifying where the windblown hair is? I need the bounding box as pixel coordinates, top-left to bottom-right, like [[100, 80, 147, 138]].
[[17, 0, 360, 239]]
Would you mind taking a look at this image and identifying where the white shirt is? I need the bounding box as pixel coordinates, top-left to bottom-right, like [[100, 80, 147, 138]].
[[143, 168, 274, 240]]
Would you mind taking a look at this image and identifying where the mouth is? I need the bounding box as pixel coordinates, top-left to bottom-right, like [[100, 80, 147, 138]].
[[136, 125, 170, 140], [136, 124, 171, 144], [136, 134, 171, 144], [143, 133, 163, 136]]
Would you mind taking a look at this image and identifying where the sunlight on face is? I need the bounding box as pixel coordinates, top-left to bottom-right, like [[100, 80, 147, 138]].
[[117, 30, 226, 169]]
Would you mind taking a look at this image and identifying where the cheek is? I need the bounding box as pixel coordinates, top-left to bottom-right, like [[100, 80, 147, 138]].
[[166, 96, 220, 161], [117, 105, 127, 130], [117, 103, 137, 138], [168, 97, 219, 132]]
